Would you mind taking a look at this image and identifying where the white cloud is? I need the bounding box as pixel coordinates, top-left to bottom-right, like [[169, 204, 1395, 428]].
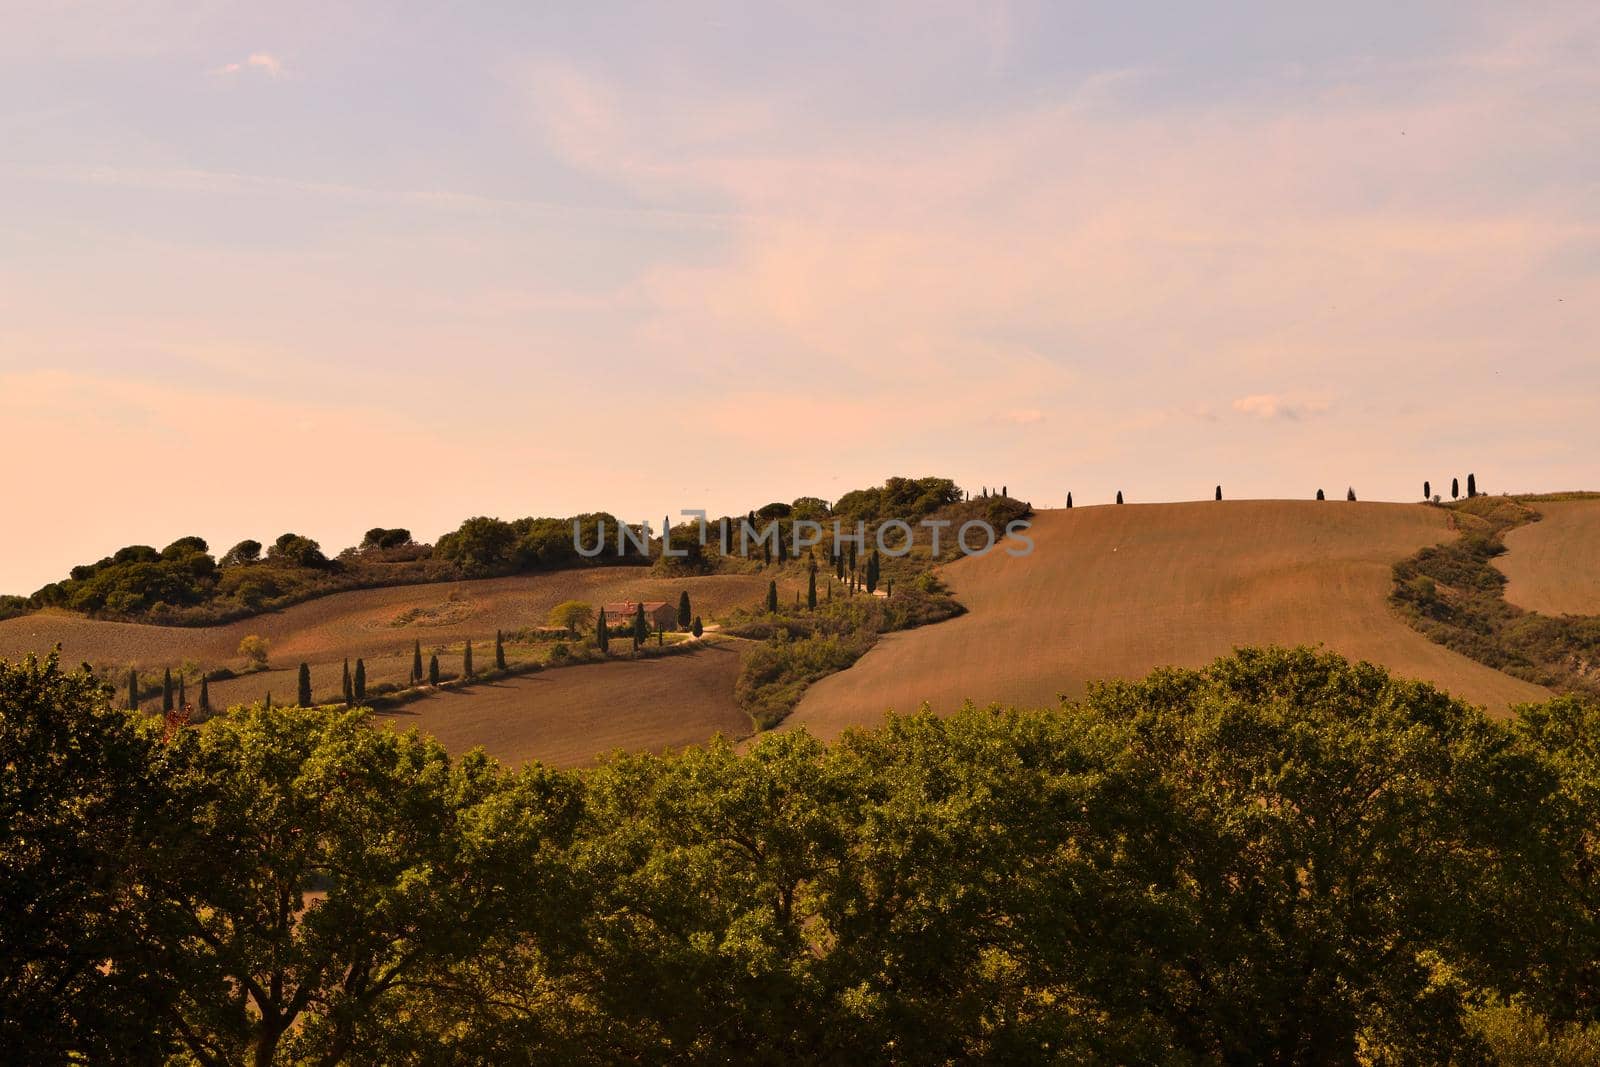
[[1232, 395, 1332, 421], [211, 52, 286, 79]]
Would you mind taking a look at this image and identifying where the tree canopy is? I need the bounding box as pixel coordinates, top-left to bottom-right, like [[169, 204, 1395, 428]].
[[2, 647, 1598, 1062]]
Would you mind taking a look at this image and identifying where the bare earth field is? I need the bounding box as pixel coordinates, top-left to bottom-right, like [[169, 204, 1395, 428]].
[[1498, 500, 1600, 616], [0, 569, 770, 713], [372, 640, 749, 768], [783, 501, 1552, 740], [0, 570, 767, 668]]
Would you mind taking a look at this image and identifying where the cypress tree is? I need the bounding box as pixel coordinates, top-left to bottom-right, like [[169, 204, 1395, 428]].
[[1215, 485, 1222, 501], [1424, 480, 1431, 501], [678, 591, 692, 630], [162, 667, 174, 713], [1467, 472, 1477, 497], [777, 529, 788, 563], [1347, 487, 1357, 502], [127, 668, 138, 711], [886, 578, 893, 598], [354, 659, 366, 703], [1066, 492, 1073, 509], [807, 564, 818, 610], [463, 639, 474, 678], [835, 551, 844, 579], [766, 580, 779, 614], [691, 615, 703, 637], [1316, 488, 1325, 501], [866, 549, 880, 594], [1452, 477, 1459, 500], [264, 691, 271, 710], [632, 603, 647, 651], [1116, 490, 1124, 504], [297, 662, 312, 707], [199, 676, 211, 716], [178, 674, 187, 711], [428, 654, 440, 686], [412, 640, 423, 684], [847, 542, 857, 576], [342, 659, 353, 706], [597, 608, 610, 653], [495, 630, 506, 670], [1002, 485, 1007, 498]]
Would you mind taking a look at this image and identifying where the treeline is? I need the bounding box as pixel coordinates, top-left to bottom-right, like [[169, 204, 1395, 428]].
[[1392, 493, 1600, 697], [5, 647, 1599, 1064], [13, 477, 990, 626]]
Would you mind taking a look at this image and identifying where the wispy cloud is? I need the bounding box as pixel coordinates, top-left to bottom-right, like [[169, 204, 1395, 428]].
[[1232, 395, 1333, 421], [211, 52, 287, 79]]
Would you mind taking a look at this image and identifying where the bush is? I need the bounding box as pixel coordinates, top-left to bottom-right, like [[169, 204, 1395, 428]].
[[237, 635, 270, 669]]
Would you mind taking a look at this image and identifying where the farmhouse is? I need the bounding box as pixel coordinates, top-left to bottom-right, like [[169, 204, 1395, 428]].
[[603, 600, 677, 631]]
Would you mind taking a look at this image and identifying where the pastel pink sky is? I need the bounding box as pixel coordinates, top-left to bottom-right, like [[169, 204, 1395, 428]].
[[1, 2, 1596, 593]]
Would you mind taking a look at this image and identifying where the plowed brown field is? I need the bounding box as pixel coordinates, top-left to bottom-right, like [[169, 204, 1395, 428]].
[[782, 501, 1552, 740], [1499, 500, 1600, 616], [372, 640, 749, 768], [0, 569, 769, 699]]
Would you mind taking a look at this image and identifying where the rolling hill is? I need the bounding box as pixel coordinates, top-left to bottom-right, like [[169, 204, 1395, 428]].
[[1498, 499, 1600, 616], [782, 500, 1553, 740]]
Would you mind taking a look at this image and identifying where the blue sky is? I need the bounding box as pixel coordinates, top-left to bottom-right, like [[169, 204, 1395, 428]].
[[1, 2, 1595, 592]]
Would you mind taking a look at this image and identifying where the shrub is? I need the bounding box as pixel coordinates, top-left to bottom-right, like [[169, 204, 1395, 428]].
[[237, 635, 270, 669]]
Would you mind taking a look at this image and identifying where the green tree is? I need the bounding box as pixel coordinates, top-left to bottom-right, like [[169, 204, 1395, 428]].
[[632, 603, 647, 651], [495, 630, 506, 670], [0, 653, 179, 1062], [199, 675, 211, 716], [297, 662, 312, 707], [549, 600, 595, 635], [463, 639, 474, 678], [353, 659, 366, 704], [1348, 486, 1357, 501], [127, 667, 138, 711], [678, 591, 692, 630], [220, 538, 262, 567], [1468, 472, 1478, 497], [412, 640, 423, 684], [865, 550, 880, 595], [766, 580, 779, 614], [156, 705, 574, 1065], [428, 654, 440, 686], [342, 658, 353, 706], [1453, 477, 1460, 499], [1424, 480, 1432, 500], [1067, 491, 1073, 508], [692, 616, 703, 638], [1317, 488, 1326, 500], [807, 563, 818, 610], [1117, 490, 1124, 504], [597, 608, 610, 654], [162, 666, 174, 713], [1215, 484, 1222, 501], [238, 634, 270, 669]]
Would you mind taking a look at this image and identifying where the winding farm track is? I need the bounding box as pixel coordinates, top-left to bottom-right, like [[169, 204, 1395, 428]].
[[0, 572, 768, 748], [783, 501, 1552, 740], [1498, 500, 1600, 616]]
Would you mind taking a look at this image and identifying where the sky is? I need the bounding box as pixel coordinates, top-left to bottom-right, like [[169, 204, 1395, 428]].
[[1, 1, 1596, 594]]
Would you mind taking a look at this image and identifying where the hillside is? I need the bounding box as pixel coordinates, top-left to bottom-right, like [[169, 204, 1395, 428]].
[[1499, 499, 1600, 616], [371, 639, 749, 768], [0, 570, 770, 719], [784, 500, 1552, 740]]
